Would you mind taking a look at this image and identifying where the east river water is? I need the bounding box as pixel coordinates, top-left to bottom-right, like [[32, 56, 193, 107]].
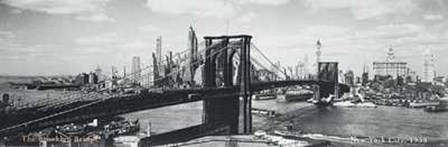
[[122, 100, 448, 146]]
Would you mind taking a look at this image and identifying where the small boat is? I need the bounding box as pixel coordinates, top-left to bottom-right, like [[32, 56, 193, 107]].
[[254, 93, 277, 100], [251, 108, 277, 117], [408, 102, 439, 108], [57, 123, 86, 136], [277, 88, 314, 102], [424, 106, 447, 112], [116, 119, 140, 135], [424, 97, 448, 112], [254, 89, 277, 100], [104, 118, 140, 137]]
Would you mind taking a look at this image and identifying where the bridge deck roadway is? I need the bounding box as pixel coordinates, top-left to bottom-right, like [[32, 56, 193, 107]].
[[0, 80, 348, 136]]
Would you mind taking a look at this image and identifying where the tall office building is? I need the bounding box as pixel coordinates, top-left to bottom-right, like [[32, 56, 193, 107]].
[[344, 70, 354, 85], [423, 49, 435, 83], [271, 61, 282, 79], [303, 54, 309, 77], [132, 56, 141, 84], [362, 64, 369, 86], [94, 66, 103, 82], [297, 60, 306, 79], [111, 66, 118, 79], [188, 26, 199, 82], [155, 36, 164, 77], [156, 36, 162, 64], [315, 39, 322, 75], [373, 48, 408, 79]]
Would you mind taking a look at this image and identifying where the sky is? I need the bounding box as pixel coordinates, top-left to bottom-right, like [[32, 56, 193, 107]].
[[0, 0, 447, 77]]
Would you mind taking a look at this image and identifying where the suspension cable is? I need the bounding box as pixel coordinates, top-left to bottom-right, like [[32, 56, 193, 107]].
[[250, 43, 288, 79]]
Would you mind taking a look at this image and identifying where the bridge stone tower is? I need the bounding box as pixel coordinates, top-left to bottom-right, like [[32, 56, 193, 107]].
[[203, 35, 252, 134], [318, 62, 339, 98]]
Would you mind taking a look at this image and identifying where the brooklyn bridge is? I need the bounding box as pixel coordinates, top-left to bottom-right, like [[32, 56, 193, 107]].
[[0, 34, 349, 146]]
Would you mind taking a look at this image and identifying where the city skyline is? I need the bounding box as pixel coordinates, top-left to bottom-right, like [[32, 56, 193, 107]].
[[0, 0, 447, 77]]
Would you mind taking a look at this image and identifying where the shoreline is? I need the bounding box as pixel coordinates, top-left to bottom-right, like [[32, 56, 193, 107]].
[[252, 100, 448, 146]]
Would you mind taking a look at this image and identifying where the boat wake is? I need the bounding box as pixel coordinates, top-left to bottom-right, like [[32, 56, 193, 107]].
[[301, 133, 448, 146], [301, 133, 367, 144], [332, 101, 377, 108], [279, 131, 438, 146]]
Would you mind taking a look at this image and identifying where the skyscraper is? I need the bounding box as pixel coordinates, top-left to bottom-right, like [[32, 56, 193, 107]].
[[132, 56, 141, 84], [316, 39, 322, 67], [94, 66, 103, 82], [156, 36, 162, 64], [152, 53, 160, 87], [303, 54, 309, 77], [111, 66, 118, 78], [297, 60, 306, 79], [188, 25, 198, 82], [362, 63, 369, 86], [344, 70, 354, 85], [109, 66, 118, 89], [423, 49, 435, 83], [313, 39, 322, 78]]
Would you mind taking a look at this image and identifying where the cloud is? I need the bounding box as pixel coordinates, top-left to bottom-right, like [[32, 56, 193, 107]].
[[0, 30, 15, 37], [9, 9, 23, 14], [395, 33, 440, 47], [300, 25, 350, 38], [373, 24, 424, 39], [75, 33, 119, 46], [254, 25, 354, 59], [0, 31, 64, 64], [424, 14, 444, 21], [2, 0, 109, 14], [145, 0, 293, 18], [145, 0, 294, 18], [236, 12, 258, 23], [74, 32, 153, 56], [76, 13, 115, 23], [117, 41, 152, 50], [305, 0, 417, 20], [2, 0, 114, 23], [138, 24, 165, 33], [0, 31, 20, 53], [236, 0, 290, 6], [0, 43, 86, 76], [146, 0, 238, 18], [0, 31, 40, 56]]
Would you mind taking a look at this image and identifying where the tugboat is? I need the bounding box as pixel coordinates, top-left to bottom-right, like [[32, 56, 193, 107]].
[[425, 98, 448, 112], [104, 118, 140, 136], [254, 89, 277, 100], [408, 101, 439, 108], [277, 87, 314, 102], [57, 123, 86, 136], [117, 118, 140, 135]]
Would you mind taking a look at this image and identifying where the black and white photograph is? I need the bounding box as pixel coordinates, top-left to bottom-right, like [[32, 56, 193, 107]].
[[0, 0, 448, 146]]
